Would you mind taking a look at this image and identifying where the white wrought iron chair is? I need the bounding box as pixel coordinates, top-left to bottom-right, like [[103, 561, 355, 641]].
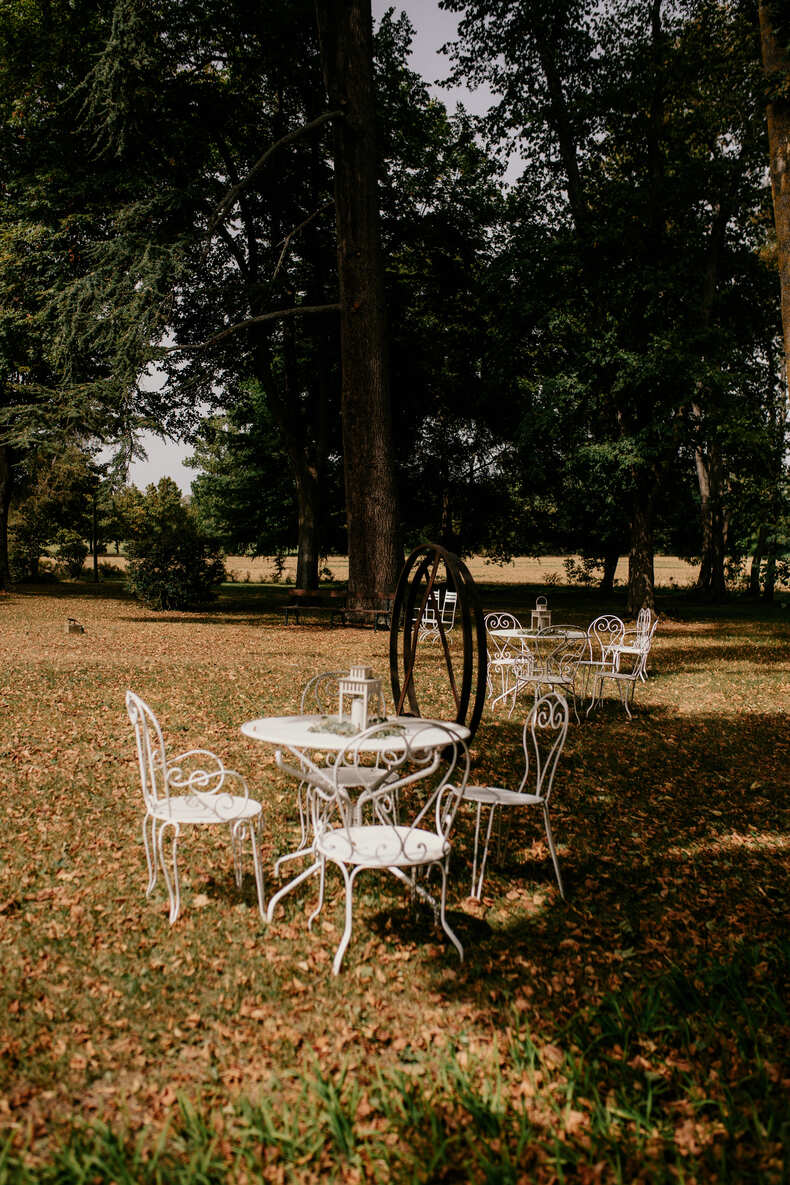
[[493, 630, 587, 724], [305, 720, 470, 974], [463, 692, 569, 900], [578, 614, 626, 706], [617, 609, 658, 681], [126, 691, 265, 923], [273, 671, 390, 882], [589, 628, 653, 718], [484, 611, 525, 702]]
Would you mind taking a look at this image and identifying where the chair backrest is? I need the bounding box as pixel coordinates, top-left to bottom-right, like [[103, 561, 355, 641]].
[[300, 671, 347, 714], [634, 607, 652, 641], [545, 632, 587, 678], [538, 624, 586, 638], [413, 588, 442, 628], [518, 692, 569, 803], [484, 612, 522, 660], [441, 591, 458, 627], [126, 690, 168, 811], [586, 614, 625, 661], [322, 721, 470, 852]]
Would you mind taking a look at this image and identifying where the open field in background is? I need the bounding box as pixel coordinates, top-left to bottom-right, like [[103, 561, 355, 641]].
[[0, 581, 788, 1181], [95, 553, 705, 589], [222, 554, 703, 589]]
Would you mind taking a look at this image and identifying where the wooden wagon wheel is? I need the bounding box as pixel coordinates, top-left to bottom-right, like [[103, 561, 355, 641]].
[[389, 543, 488, 742]]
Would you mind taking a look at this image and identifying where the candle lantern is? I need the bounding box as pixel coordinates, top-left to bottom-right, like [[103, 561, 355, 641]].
[[530, 596, 552, 631], [338, 665, 385, 731]]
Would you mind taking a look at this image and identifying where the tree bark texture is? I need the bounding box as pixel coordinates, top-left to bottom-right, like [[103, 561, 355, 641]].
[[0, 445, 11, 589], [694, 430, 727, 599], [627, 479, 655, 613], [600, 550, 619, 596], [749, 522, 767, 596], [315, 0, 401, 607], [760, 2, 790, 400]]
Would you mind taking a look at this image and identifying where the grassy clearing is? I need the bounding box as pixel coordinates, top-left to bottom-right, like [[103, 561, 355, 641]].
[[0, 580, 788, 1182]]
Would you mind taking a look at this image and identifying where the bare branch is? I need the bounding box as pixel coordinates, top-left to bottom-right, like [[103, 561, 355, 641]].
[[206, 110, 342, 241], [273, 201, 335, 279], [157, 303, 341, 354]]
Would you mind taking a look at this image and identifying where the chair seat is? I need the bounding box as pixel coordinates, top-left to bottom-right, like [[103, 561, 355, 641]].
[[151, 795, 262, 825], [463, 785, 542, 807], [316, 825, 449, 867], [517, 672, 573, 687]]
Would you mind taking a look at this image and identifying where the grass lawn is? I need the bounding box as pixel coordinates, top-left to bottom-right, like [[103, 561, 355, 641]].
[[0, 578, 788, 1182]]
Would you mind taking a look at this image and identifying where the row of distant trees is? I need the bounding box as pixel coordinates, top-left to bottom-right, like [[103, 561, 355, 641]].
[[1, 0, 789, 608]]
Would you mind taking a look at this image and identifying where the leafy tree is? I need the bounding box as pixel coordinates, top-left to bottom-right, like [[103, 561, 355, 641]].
[[444, 0, 779, 607], [122, 477, 225, 610], [759, 0, 790, 399]]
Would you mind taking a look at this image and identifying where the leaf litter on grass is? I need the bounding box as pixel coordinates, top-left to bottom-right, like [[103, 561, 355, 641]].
[[0, 585, 788, 1181]]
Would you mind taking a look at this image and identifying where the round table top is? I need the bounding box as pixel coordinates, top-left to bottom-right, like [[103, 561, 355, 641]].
[[489, 626, 586, 640], [241, 714, 471, 752]]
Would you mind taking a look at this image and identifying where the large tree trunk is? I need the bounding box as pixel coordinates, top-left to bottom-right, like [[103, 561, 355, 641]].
[[600, 549, 619, 596], [315, 0, 401, 608], [749, 522, 767, 596], [760, 2, 790, 399], [627, 478, 656, 613], [0, 444, 12, 590], [694, 433, 727, 599]]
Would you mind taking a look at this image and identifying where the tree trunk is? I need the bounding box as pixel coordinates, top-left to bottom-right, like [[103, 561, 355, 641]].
[[627, 480, 655, 613], [601, 549, 619, 596], [293, 459, 321, 590], [0, 445, 11, 590], [315, 0, 401, 608], [694, 433, 727, 599], [760, 2, 790, 400], [749, 522, 767, 596]]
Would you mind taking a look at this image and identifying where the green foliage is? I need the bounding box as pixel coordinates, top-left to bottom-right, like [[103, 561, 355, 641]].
[[122, 478, 225, 609], [54, 528, 88, 579]]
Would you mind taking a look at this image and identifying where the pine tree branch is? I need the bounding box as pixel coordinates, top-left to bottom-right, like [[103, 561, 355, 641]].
[[158, 303, 341, 353], [273, 201, 335, 279], [206, 110, 343, 241]]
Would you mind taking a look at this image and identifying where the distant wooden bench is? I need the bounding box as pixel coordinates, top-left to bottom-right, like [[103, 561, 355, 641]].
[[281, 588, 347, 625], [280, 589, 393, 629], [332, 599, 393, 631]]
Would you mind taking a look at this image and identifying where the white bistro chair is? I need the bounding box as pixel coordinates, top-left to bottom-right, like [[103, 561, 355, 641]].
[[588, 629, 653, 718], [126, 691, 266, 923], [417, 588, 458, 643], [578, 614, 626, 704], [463, 692, 569, 900], [495, 630, 587, 724], [484, 612, 524, 702], [273, 671, 390, 882], [303, 719, 470, 974], [618, 609, 658, 681]]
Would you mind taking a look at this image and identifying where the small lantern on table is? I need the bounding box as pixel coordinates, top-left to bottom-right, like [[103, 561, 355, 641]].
[[530, 596, 552, 631], [338, 665, 385, 731]]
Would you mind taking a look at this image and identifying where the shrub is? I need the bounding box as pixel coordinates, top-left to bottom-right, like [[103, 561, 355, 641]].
[[55, 529, 89, 578], [122, 479, 226, 610]]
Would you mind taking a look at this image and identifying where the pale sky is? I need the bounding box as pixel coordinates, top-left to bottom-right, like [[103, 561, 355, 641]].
[[128, 1, 488, 494]]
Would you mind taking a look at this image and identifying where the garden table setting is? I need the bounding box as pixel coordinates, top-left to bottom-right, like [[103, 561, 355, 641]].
[[241, 664, 471, 963]]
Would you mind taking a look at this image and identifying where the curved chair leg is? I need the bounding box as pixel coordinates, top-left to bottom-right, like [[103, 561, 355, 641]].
[[332, 862, 361, 975], [438, 858, 463, 961], [230, 821, 244, 888], [157, 819, 181, 923], [542, 805, 564, 899], [246, 818, 267, 921], [471, 804, 498, 900], [142, 815, 157, 896], [307, 856, 327, 930]]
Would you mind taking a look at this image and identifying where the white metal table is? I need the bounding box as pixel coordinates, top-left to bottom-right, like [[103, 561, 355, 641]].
[[241, 714, 471, 922]]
